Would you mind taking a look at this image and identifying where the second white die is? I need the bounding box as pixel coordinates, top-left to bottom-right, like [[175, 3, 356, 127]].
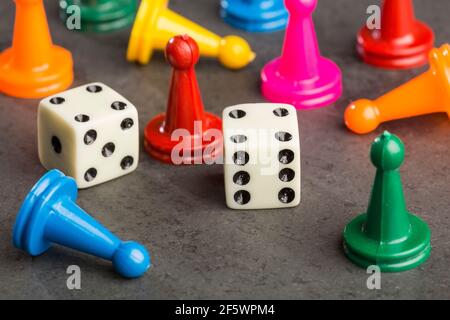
[[223, 103, 301, 210], [38, 82, 139, 188]]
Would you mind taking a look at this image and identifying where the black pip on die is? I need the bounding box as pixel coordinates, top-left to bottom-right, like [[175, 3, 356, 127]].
[[223, 103, 301, 209], [38, 83, 139, 188]]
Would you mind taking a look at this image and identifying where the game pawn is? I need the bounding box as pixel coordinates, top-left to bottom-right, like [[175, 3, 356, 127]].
[[127, 0, 255, 70], [357, 0, 435, 69], [220, 0, 288, 32], [0, 0, 73, 99], [261, 0, 342, 109], [343, 132, 431, 272], [345, 43, 450, 134], [144, 35, 223, 165], [13, 170, 151, 278], [60, 0, 138, 33]]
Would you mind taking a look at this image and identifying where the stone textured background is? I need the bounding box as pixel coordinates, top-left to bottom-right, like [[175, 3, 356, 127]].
[[0, 0, 449, 299]]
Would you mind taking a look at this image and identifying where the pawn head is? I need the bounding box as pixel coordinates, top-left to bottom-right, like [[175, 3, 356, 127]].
[[112, 241, 151, 278], [165, 35, 200, 70], [284, 0, 317, 15], [344, 99, 381, 134], [370, 131, 405, 171], [219, 35, 256, 70]]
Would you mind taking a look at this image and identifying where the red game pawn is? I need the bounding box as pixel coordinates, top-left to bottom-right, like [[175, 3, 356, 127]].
[[357, 0, 435, 69], [144, 35, 223, 164]]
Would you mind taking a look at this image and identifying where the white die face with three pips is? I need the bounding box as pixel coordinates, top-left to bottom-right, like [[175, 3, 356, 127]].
[[38, 83, 139, 189], [223, 103, 301, 210]]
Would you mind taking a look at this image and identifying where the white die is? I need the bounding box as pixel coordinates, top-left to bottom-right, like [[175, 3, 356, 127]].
[[223, 103, 301, 210], [38, 82, 139, 189]]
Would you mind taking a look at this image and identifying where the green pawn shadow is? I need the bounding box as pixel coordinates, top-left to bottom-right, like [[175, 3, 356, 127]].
[[343, 131, 431, 272]]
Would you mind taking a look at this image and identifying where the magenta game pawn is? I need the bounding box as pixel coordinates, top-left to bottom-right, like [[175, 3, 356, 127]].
[[261, 0, 342, 109]]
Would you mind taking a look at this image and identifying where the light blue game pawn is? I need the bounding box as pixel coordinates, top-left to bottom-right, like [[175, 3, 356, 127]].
[[13, 170, 151, 278], [220, 0, 288, 32]]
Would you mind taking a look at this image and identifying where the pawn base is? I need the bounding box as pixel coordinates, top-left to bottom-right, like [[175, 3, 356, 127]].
[[13, 170, 78, 256], [357, 23, 434, 70], [127, 0, 168, 64], [144, 113, 223, 165], [61, 13, 136, 33], [261, 57, 342, 109], [343, 213, 431, 272], [220, 0, 288, 32], [0, 46, 73, 99], [61, 0, 137, 33]]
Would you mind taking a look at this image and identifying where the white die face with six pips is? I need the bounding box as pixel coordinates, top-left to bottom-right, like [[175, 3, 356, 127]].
[[38, 83, 139, 189], [223, 103, 301, 210]]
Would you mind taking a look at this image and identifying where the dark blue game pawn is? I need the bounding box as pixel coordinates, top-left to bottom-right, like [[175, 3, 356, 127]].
[[13, 170, 151, 278], [220, 0, 288, 32]]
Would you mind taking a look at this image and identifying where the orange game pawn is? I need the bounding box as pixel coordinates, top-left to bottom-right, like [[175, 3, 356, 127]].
[[0, 0, 73, 99], [345, 44, 450, 135]]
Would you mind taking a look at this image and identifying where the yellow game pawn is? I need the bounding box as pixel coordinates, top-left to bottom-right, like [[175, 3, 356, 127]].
[[127, 0, 255, 70]]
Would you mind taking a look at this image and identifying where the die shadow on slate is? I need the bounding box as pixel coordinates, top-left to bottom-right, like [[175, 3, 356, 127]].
[[173, 164, 225, 210], [3, 102, 42, 176]]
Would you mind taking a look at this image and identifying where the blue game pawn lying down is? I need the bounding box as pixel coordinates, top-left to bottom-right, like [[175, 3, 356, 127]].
[[13, 169, 151, 278]]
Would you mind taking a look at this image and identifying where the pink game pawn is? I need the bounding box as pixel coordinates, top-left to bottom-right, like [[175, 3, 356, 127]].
[[261, 0, 342, 109]]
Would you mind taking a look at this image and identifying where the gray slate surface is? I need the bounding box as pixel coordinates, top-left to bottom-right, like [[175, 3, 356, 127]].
[[0, 0, 449, 299]]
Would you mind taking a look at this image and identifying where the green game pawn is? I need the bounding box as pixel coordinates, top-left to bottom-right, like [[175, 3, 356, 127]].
[[343, 131, 431, 272], [60, 0, 137, 33]]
